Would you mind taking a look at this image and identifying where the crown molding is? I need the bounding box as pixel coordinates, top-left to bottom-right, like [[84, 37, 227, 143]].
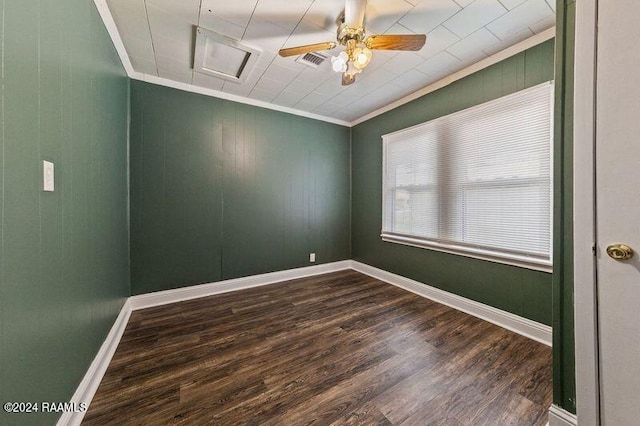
[[131, 72, 352, 127], [93, 0, 135, 76], [94, 0, 555, 128]]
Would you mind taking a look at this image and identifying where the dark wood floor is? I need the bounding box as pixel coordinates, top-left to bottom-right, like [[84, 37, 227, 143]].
[[84, 270, 552, 425]]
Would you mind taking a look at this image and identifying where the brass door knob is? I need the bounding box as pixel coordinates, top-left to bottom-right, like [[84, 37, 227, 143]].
[[606, 244, 634, 260]]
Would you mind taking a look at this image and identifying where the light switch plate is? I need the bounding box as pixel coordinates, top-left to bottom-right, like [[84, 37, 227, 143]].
[[309, 253, 316, 262], [43, 161, 54, 192]]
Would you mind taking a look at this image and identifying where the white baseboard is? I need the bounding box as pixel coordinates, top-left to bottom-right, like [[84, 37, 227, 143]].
[[350, 261, 553, 346], [129, 260, 352, 310], [57, 261, 350, 425], [57, 299, 132, 426], [61, 259, 553, 425], [548, 404, 578, 426]]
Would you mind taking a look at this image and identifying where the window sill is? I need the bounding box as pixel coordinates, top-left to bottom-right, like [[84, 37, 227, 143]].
[[380, 233, 553, 273]]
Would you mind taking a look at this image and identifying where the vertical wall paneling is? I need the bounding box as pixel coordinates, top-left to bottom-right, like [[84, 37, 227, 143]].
[[129, 82, 351, 295], [0, 0, 130, 424], [351, 40, 555, 326]]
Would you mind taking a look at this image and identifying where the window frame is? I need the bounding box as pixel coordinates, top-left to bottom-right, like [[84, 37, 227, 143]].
[[381, 82, 554, 273]]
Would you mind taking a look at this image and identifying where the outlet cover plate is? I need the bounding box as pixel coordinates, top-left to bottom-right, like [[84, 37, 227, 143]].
[[43, 161, 54, 192]]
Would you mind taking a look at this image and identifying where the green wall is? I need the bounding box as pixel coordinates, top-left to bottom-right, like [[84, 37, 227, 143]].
[[129, 81, 351, 295], [351, 40, 555, 326], [0, 0, 130, 425], [553, 0, 576, 414], [0, 0, 576, 419]]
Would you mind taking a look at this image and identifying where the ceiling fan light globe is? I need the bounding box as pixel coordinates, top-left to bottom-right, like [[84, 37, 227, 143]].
[[353, 47, 372, 70], [331, 56, 347, 73]]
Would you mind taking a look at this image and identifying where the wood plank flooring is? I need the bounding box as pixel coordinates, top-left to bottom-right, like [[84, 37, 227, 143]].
[[83, 270, 552, 425]]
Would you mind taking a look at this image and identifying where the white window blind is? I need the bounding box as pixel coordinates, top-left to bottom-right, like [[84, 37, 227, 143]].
[[382, 82, 553, 271]]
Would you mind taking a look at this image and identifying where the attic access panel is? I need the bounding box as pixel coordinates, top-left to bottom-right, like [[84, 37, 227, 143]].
[[193, 27, 262, 84]]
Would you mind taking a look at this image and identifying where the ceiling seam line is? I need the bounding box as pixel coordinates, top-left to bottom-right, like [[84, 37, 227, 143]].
[[142, 0, 160, 76]]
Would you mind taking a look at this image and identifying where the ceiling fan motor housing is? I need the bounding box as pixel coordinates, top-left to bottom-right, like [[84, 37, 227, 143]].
[[337, 23, 366, 45]]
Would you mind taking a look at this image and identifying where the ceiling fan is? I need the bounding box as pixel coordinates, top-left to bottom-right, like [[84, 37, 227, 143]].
[[278, 0, 426, 86]]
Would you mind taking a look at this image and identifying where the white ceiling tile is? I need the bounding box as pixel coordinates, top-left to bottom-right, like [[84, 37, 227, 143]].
[[295, 100, 320, 112], [146, 0, 200, 23], [197, 14, 246, 39], [354, 85, 394, 110], [254, 51, 278, 74], [156, 55, 191, 76], [296, 67, 333, 85], [382, 52, 425, 74], [121, 35, 155, 61], [399, 0, 461, 34], [298, 91, 331, 107], [272, 89, 308, 106], [313, 102, 343, 115], [129, 55, 158, 75], [158, 70, 193, 84], [302, 0, 345, 32], [282, 20, 337, 54], [366, 0, 414, 35], [446, 27, 501, 63], [314, 77, 349, 97], [416, 50, 462, 77], [482, 27, 534, 55], [355, 51, 393, 74], [254, 76, 289, 93], [329, 92, 358, 108], [416, 25, 460, 60], [250, 88, 279, 102], [242, 20, 291, 53], [338, 111, 357, 121], [271, 98, 298, 108], [384, 23, 415, 35], [396, 81, 429, 98], [352, 101, 381, 114], [529, 14, 556, 34], [357, 68, 399, 92], [262, 63, 302, 83], [443, 0, 507, 38], [454, 0, 475, 6], [252, 0, 314, 32], [497, 0, 527, 10], [545, 0, 556, 12], [200, 0, 259, 28], [285, 78, 320, 94], [107, 0, 147, 21], [192, 73, 226, 91], [147, 5, 194, 41], [487, 0, 553, 40], [152, 34, 192, 65], [271, 55, 306, 72], [222, 81, 254, 96], [391, 68, 429, 89], [109, 4, 152, 42]]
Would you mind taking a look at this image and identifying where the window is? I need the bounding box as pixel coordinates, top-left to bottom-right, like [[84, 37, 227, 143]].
[[382, 82, 553, 272]]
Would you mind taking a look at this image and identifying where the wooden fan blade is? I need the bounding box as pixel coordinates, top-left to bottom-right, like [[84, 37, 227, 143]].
[[345, 0, 366, 28], [342, 73, 356, 86], [278, 42, 337, 57], [365, 34, 426, 51]]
